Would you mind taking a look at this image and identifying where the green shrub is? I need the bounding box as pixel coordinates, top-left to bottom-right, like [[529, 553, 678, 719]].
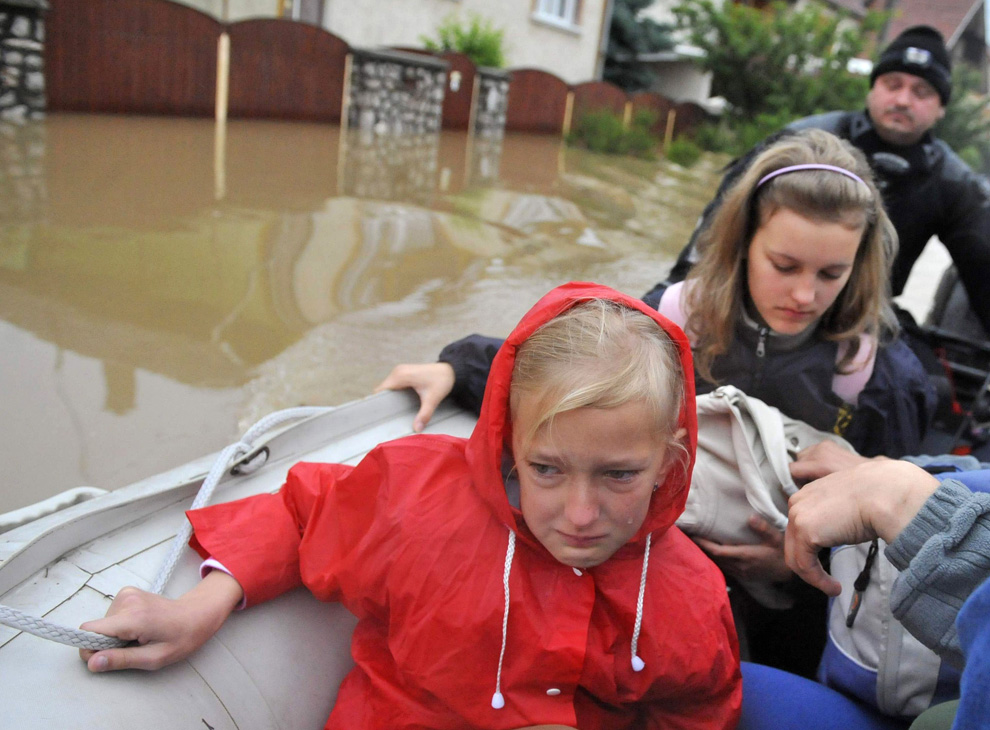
[[936, 66, 990, 174], [666, 136, 702, 167], [692, 122, 736, 154], [631, 108, 660, 132], [567, 109, 660, 159], [421, 13, 506, 68], [570, 110, 627, 154], [624, 125, 658, 158], [692, 109, 800, 157]]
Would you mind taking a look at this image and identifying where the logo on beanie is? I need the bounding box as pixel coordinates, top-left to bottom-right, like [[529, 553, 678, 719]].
[[903, 47, 932, 67]]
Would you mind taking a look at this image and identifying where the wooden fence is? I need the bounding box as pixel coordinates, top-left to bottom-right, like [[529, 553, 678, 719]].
[[228, 20, 349, 122], [47, 0, 221, 116], [44, 0, 709, 137]]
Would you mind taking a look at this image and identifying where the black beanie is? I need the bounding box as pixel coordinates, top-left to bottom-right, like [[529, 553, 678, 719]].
[[870, 25, 952, 105]]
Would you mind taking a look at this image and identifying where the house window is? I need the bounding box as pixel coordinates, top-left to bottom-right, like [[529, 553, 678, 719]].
[[533, 0, 581, 31], [280, 0, 325, 24]]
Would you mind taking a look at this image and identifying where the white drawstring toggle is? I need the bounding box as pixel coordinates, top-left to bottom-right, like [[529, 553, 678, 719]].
[[491, 530, 516, 711], [629, 533, 652, 675]]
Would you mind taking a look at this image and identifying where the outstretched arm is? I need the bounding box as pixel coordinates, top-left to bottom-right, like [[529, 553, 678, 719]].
[[79, 570, 244, 672], [375, 362, 455, 433], [375, 334, 502, 430]]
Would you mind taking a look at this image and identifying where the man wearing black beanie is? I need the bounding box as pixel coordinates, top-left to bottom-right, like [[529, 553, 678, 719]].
[[866, 24, 951, 145], [657, 25, 990, 343]]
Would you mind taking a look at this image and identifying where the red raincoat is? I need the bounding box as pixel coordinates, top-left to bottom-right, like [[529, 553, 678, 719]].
[[189, 282, 741, 730]]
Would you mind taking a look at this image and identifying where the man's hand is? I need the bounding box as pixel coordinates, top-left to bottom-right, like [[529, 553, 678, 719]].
[[789, 440, 874, 485], [785, 460, 939, 596], [694, 516, 792, 583], [79, 571, 244, 672], [375, 362, 456, 433]]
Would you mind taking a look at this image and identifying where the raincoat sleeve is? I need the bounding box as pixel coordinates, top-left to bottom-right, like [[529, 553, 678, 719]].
[[187, 450, 395, 610]]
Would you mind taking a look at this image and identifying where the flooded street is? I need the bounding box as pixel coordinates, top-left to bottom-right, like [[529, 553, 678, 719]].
[[0, 113, 725, 513]]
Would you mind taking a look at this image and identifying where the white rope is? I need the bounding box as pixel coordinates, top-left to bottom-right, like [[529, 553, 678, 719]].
[[630, 533, 651, 672], [0, 605, 126, 650], [0, 406, 332, 651], [490, 530, 515, 710]]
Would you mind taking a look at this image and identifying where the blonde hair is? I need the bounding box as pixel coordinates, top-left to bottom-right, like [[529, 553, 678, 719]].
[[686, 129, 898, 383], [509, 299, 688, 474]]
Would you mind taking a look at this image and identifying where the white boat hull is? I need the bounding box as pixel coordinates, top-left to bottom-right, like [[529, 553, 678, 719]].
[[0, 391, 476, 729]]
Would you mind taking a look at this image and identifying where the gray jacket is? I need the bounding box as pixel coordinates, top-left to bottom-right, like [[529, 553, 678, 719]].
[[886, 462, 990, 667]]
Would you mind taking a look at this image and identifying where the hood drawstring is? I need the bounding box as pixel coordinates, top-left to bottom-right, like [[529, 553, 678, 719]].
[[491, 529, 516, 710], [491, 529, 652, 710], [630, 533, 652, 672]]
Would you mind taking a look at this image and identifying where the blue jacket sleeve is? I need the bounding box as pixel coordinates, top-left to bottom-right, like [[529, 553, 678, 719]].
[[953, 575, 990, 728], [842, 338, 937, 458]]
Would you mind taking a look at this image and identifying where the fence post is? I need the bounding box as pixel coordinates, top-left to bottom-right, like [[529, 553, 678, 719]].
[[465, 72, 481, 184], [214, 31, 230, 201], [337, 53, 354, 195], [562, 90, 575, 137], [340, 53, 353, 132], [623, 100, 632, 130], [466, 72, 480, 138], [664, 108, 677, 149], [215, 32, 230, 123]]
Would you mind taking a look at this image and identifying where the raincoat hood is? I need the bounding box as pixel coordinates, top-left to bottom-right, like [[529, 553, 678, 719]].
[[465, 281, 698, 550]]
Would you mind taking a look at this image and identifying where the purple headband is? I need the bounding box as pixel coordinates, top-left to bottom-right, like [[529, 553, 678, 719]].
[[757, 163, 868, 189]]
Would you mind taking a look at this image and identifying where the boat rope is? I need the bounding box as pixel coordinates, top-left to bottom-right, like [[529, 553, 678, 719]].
[[0, 406, 333, 651]]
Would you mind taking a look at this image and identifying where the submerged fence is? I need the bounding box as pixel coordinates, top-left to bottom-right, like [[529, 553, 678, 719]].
[[41, 0, 707, 139]]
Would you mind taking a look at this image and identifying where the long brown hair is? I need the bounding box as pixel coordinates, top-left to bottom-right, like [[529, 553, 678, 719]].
[[685, 129, 898, 383]]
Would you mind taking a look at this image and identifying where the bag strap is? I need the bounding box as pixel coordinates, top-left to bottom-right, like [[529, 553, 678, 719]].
[[832, 334, 876, 405]]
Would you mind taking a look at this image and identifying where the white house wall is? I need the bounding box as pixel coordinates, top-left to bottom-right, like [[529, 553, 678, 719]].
[[647, 59, 711, 102], [171, 0, 610, 84]]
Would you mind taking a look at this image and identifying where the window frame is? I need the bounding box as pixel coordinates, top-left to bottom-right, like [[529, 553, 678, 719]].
[[531, 0, 582, 33]]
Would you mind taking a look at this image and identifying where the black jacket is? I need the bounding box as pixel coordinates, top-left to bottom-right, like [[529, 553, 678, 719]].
[[650, 111, 990, 334]]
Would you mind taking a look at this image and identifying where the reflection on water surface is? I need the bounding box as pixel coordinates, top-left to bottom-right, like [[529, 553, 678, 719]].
[[0, 113, 722, 512]]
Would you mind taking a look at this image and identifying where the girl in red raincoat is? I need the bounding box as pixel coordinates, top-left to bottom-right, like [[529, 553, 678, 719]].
[[79, 282, 741, 730]]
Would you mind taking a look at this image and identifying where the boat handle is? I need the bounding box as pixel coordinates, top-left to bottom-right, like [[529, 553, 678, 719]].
[[231, 445, 270, 475]]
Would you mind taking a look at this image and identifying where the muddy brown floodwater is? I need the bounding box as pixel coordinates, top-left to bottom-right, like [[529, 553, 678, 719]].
[[0, 113, 727, 513]]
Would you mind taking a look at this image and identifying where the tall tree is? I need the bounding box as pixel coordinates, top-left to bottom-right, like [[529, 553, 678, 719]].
[[672, 0, 883, 123], [936, 66, 990, 174], [604, 0, 675, 91]]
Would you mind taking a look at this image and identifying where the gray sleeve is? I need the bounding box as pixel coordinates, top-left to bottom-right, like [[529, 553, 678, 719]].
[[902, 454, 987, 471], [885, 480, 990, 667]]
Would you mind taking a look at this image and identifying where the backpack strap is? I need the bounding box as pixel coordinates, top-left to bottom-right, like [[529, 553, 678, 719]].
[[662, 281, 876, 404], [832, 334, 876, 405], [657, 281, 691, 334]]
